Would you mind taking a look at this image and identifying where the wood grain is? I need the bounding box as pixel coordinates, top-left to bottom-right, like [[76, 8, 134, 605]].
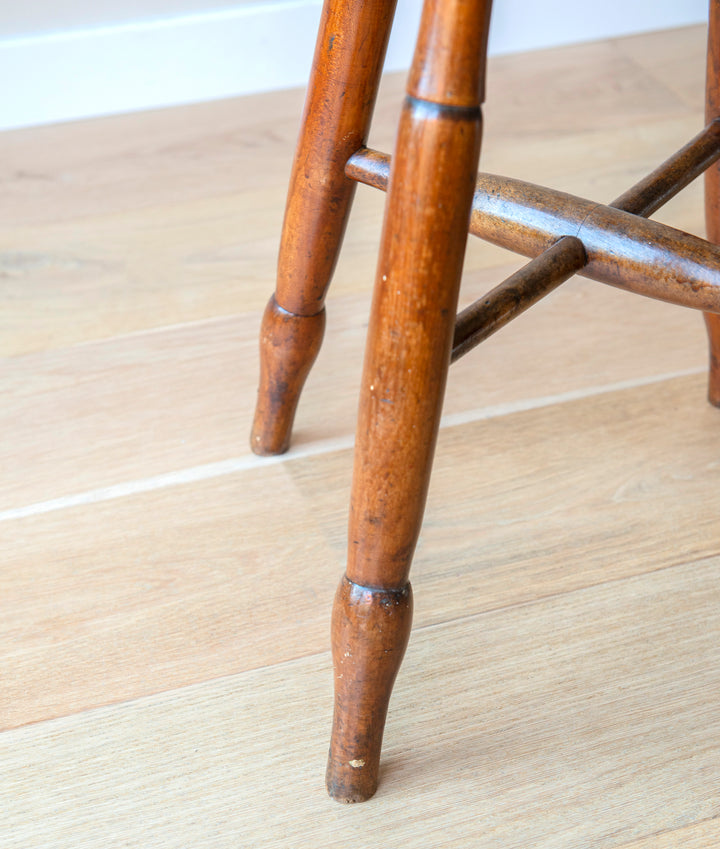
[[347, 142, 720, 314], [1, 22, 719, 844], [2, 558, 717, 847], [0, 30, 708, 357], [3, 372, 719, 731], [326, 0, 491, 799], [616, 820, 720, 849], [0, 279, 708, 512]]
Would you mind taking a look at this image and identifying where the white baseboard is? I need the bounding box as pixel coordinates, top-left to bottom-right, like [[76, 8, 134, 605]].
[[1, 0, 708, 132]]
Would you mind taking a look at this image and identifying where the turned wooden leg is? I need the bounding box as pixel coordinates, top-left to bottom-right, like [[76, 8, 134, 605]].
[[326, 577, 413, 802], [705, 313, 720, 406], [706, 0, 720, 407], [326, 0, 493, 802], [251, 0, 398, 454]]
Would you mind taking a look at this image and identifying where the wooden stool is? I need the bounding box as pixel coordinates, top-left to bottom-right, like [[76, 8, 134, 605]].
[[251, 0, 720, 802]]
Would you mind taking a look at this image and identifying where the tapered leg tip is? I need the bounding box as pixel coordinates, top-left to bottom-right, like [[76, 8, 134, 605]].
[[708, 367, 720, 408], [704, 314, 720, 407], [708, 359, 720, 407], [327, 787, 377, 804], [250, 296, 326, 456], [326, 758, 379, 803], [249, 427, 291, 456], [325, 578, 413, 803]]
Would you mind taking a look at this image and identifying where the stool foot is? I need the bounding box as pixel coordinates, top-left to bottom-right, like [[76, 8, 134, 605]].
[[250, 296, 325, 455], [251, 0, 397, 454], [705, 313, 720, 407], [326, 577, 413, 803]]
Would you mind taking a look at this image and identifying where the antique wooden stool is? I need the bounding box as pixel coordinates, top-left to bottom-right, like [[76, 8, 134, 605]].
[[251, 0, 720, 802]]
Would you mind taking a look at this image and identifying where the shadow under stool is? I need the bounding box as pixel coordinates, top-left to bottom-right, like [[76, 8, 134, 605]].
[[251, 0, 720, 802]]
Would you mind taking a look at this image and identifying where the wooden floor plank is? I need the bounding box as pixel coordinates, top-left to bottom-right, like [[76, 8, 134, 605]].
[[2, 23, 718, 843], [0, 276, 708, 512], [1, 27, 711, 510], [3, 372, 719, 730], [0, 28, 707, 357], [2, 558, 717, 848], [614, 25, 705, 114], [615, 819, 720, 849]]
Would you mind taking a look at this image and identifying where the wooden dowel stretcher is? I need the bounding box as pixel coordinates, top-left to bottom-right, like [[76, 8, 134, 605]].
[[346, 123, 720, 360]]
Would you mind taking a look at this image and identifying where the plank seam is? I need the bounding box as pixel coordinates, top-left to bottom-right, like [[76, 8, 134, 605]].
[[0, 366, 704, 522]]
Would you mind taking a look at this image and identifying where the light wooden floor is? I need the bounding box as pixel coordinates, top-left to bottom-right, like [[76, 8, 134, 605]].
[[2, 24, 720, 848]]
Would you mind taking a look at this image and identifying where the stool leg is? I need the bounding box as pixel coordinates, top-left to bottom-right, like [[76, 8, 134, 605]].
[[326, 0, 493, 802], [251, 0, 398, 454], [706, 0, 720, 407]]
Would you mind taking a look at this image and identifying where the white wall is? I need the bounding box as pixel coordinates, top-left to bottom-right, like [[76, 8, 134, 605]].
[[0, 0, 709, 131], [0, 0, 258, 38]]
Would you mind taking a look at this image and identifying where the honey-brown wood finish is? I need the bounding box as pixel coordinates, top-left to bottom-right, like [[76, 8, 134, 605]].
[[347, 140, 720, 314], [347, 125, 720, 360], [5, 21, 720, 837], [706, 0, 720, 405], [325, 0, 492, 803], [251, 0, 720, 805], [251, 297, 325, 455], [452, 236, 587, 361], [250, 0, 397, 454], [326, 578, 413, 802]]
